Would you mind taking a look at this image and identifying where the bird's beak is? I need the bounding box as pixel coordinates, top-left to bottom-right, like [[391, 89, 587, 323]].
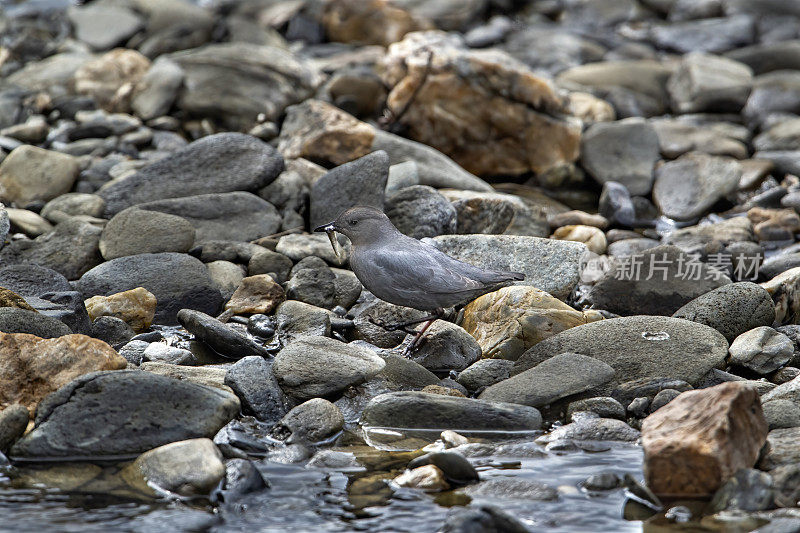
[[314, 222, 336, 233]]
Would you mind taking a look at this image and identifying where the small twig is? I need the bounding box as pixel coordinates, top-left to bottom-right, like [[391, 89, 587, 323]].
[[380, 48, 434, 132]]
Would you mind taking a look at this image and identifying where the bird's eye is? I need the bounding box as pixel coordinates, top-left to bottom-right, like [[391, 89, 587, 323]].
[[349, 219, 358, 226]]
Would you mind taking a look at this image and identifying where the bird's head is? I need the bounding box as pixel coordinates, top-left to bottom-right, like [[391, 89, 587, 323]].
[[314, 206, 395, 245]]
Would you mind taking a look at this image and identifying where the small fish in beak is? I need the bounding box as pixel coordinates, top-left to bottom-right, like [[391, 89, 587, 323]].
[[314, 222, 343, 263]]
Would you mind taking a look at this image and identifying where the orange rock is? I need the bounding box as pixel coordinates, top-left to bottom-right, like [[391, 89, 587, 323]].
[[225, 274, 285, 315], [85, 287, 156, 332], [641, 382, 768, 497], [0, 333, 127, 415], [0, 287, 35, 311], [322, 0, 433, 47]]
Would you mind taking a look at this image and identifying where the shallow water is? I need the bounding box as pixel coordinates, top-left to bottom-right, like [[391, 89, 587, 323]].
[[0, 433, 651, 533]]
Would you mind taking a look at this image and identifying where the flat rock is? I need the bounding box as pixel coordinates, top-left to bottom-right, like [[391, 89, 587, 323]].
[[271, 398, 344, 444], [75, 253, 222, 325], [480, 353, 615, 408], [360, 391, 542, 432], [138, 192, 281, 243], [537, 417, 640, 443], [99, 207, 196, 260], [273, 337, 386, 401], [225, 356, 291, 424], [139, 362, 231, 394], [672, 282, 775, 342], [98, 133, 284, 216], [68, 4, 143, 51], [642, 382, 768, 496], [729, 327, 794, 375], [10, 370, 239, 458], [177, 309, 270, 359], [429, 235, 586, 300], [667, 52, 753, 114], [514, 316, 729, 389], [0, 145, 79, 205], [759, 428, 800, 470], [0, 308, 71, 338], [0, 265, 71, 298]]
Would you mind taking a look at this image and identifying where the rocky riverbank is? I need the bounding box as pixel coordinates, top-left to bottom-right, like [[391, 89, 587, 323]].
[[2, 0, 800, 531]]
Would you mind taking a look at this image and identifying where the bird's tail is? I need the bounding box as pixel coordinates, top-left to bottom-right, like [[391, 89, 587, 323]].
[[481, 269, 525, 284]]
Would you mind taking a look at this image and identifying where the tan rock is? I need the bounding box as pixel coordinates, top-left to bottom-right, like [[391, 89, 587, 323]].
[[322, 0, 433, 46], [641, 382, 768, 497], [139, 362, 232, 394], [564, 92, 616, 124], [549, 210, 609, 230], [420, 384, 466, 398], [278, 99, 375, 166], [552, 224, 607, 254], [0, 288, 35, 311], [0, 146, 80, 205], [225, 274, 286, 315], [85, 287, 156, 332], [0, 333, 127, 415], [381, 31, 581, 177], [461, 285, 603, 360], [73, 48, 150, 112], [761, 266, 800, 325], [393, 464, 450, 492], [747, 207, 800, 241], [6, 208, 54, 237]]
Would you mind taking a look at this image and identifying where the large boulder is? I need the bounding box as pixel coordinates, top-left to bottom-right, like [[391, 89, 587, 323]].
[[10, 370, 240, 458], [97, 133, 284, 216], [74, 253, 222, 324], [514, 316, 729, 389]]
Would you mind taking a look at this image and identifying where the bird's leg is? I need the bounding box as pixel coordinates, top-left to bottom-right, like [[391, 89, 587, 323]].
[[369, 313, 439, 332], [402, 317, 438, 356]]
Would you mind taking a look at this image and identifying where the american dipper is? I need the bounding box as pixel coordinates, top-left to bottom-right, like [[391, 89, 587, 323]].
[[314, 206, 524, 353]]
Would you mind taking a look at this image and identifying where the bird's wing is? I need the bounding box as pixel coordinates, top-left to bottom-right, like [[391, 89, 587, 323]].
[[369, 243, 488, 296]]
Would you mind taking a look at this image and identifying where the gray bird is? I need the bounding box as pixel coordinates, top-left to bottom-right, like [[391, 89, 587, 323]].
[[314, 206, 524, 352]]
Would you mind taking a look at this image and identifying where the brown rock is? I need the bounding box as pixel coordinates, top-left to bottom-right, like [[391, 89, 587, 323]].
[[381, 31, 581, 177], [139, 362, 232, 394], [0, 333, 127, 415], [748, 207, 800, 242], [461, 286, 604, 361], [225, 274, 285, 315], [761, 266, 800, 325], [277, 99, 375, 166], [84, 287, 156, 332], [0, 288, 35, 311], [549, 210, 609, 230], [421, 385, 466, 398], [641, 382, 768, 497], [322, 0, 432, 47], [552, 224, 607, 254], [73, 48, 150, 112]]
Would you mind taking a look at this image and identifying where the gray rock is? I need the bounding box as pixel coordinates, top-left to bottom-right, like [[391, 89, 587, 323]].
[[99, 207, 196, 260], [385, 185, 457, 239], [135, 0, 214, 58], [582, 472, 623, 491], [457, 359, 514, 392], [272, 336, 385, 401], [760, 427, 800, 470], [0, 145, 80, 205], [275, 300, 331, 343], [131, 58, 184, 120], [773, 367, 800, 385], [607, 238, 661, 257], [646, 15, 756, 54], [75, 253, 223, 325], [762, 399, 800, 430], [755, 118, 800, 152], [441, 505, 529, 533], [128, 438, 224, 496], [26, 291, 91, 335], [10, 370, 239, 458], [248, 249, 293, 283], [225, 356, 291, 424], [727, 41, 800, 75], [537, 417, 640, 443], [672, 282, 775, 342], [205, 261, 244, 301], [0, 404, 28, 452], [119, 339, 148, 366], [40, 193, 105, 223], [580, 118, 660, 196], [650, 388, 682, 413], [761, 376, 800, 405], [0, 203, 7, 250], [168, 43, 321, 129], [407, 321, 481, 373], [585, 245, 731, 316], [177, 309, 270, 359], [352, 300, 428, 348], [0, 219, 102, 280], [385, 161, 419, 193], [744, 71, 800, 128], [761, 254, 800, 281], [429, 234, 586, 300], [138, 192, 281, 243], [771, 463, 800, 509], [68, 4, 143, 50], [709, 468, 774, 512], [98, 133, 284, 216], [91, 316, 134, 347], [514, 316, 729, 389], [309, 150, 389, 229], [667, 52, 753, 114], [0, 308, 71, 338], [480, 353, 616, 408], [143, 343, 194, 365], [371, 129, 492, 192], [285, 264, 337, 309], [567, 397, 626, 420], [275, 233, 350, 266], [271, 398, 343, 444], [360, 391, 542, 432], [653, 152, 742, 220], [331, 268, 362, 309], [730, 327, 794, 375], [409, 452, 479, 485], [460, 478, 558, 500]]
